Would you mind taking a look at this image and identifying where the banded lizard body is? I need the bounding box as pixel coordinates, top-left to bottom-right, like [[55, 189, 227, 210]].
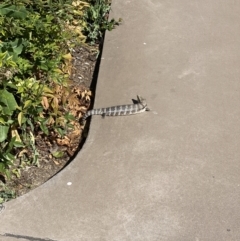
[[80, 95, 149, 125]]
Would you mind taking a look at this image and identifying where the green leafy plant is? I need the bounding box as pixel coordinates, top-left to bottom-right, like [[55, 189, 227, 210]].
[[83, 0, 121, 43], [0, 0, 119, 185], [0, 1, 89, 178], [0, 184, 16, 203]]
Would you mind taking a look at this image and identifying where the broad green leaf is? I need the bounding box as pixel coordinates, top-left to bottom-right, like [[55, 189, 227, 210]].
[[7, 136, 16, 151], [0, 89, 18, 115], [4, 152, 15, 162], [0, 125, 9, 142], [5, 169, 11, 179], [10, 38, 24, 55], [52, 151, 64, 158], [0, 118, 5, 124], [54, 68, 63, 73], [43, 86, 54, 94], [0, 4, 28, 19], [0, 163, 6, 175], [0, 52, 7, 61], [39, 122, 49, 135], [13, 141, 24, 148], [56, 128, 64, 137], [6, 82, 18, 90], [23, 100, 32, 109]]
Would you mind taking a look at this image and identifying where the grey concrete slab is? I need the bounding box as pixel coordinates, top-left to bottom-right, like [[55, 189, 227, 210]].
[[1, 0, 240, 240]]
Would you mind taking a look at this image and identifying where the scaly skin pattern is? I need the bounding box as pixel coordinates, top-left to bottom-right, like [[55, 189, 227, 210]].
[[80, 95, 149, 124]]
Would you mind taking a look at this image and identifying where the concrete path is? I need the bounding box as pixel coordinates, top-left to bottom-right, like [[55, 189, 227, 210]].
[[1, 0, 240, 240]]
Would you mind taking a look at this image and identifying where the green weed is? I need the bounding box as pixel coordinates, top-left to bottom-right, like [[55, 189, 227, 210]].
[[0, 184, 16, 203], [84, 0, 121, 43]]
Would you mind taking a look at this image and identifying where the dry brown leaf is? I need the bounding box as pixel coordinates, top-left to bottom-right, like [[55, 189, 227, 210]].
[[51, 97, 59, 110], [53, 159, 60, 165], [11, 127, 22, 143], [67, 149, 74, 156], [56, 137, 70, 147], [41, 96, 49, 110], [70, 110, 78, 117], [80, 91, 86, 99], [47, 116, 55, 125], [18, 149, 28, 158], [68, 129, 81, 141], [85, 95, 90, 101], [67, 93, 79, 109], [79, 106, 87, 111]]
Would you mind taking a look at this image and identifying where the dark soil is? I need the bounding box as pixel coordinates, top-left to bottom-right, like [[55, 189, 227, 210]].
[[0, 44, 99, 198]]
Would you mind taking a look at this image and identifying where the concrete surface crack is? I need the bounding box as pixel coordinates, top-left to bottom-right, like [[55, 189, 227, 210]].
[[1, 233, 58, 241]]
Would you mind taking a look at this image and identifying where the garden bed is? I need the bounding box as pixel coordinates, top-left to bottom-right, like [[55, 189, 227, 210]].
[[0, 0, 119, 203]]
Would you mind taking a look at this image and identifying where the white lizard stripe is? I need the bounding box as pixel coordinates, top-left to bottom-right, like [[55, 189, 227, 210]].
[[129, 104, 133, 115], [118, 105, 123, 115], [111, 107, 115, 116], [133, 104, 137, 112], [105, 107, 110, 114], [110, 107, 115, 116], [114, 106, 118, 116], [117, 106, 121, 115], [124, 105, 128, 115], [105, 107, 112, 116]]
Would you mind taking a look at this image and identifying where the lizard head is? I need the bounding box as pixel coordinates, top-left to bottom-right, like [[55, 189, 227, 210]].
[[137, 95, 150, 111]]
